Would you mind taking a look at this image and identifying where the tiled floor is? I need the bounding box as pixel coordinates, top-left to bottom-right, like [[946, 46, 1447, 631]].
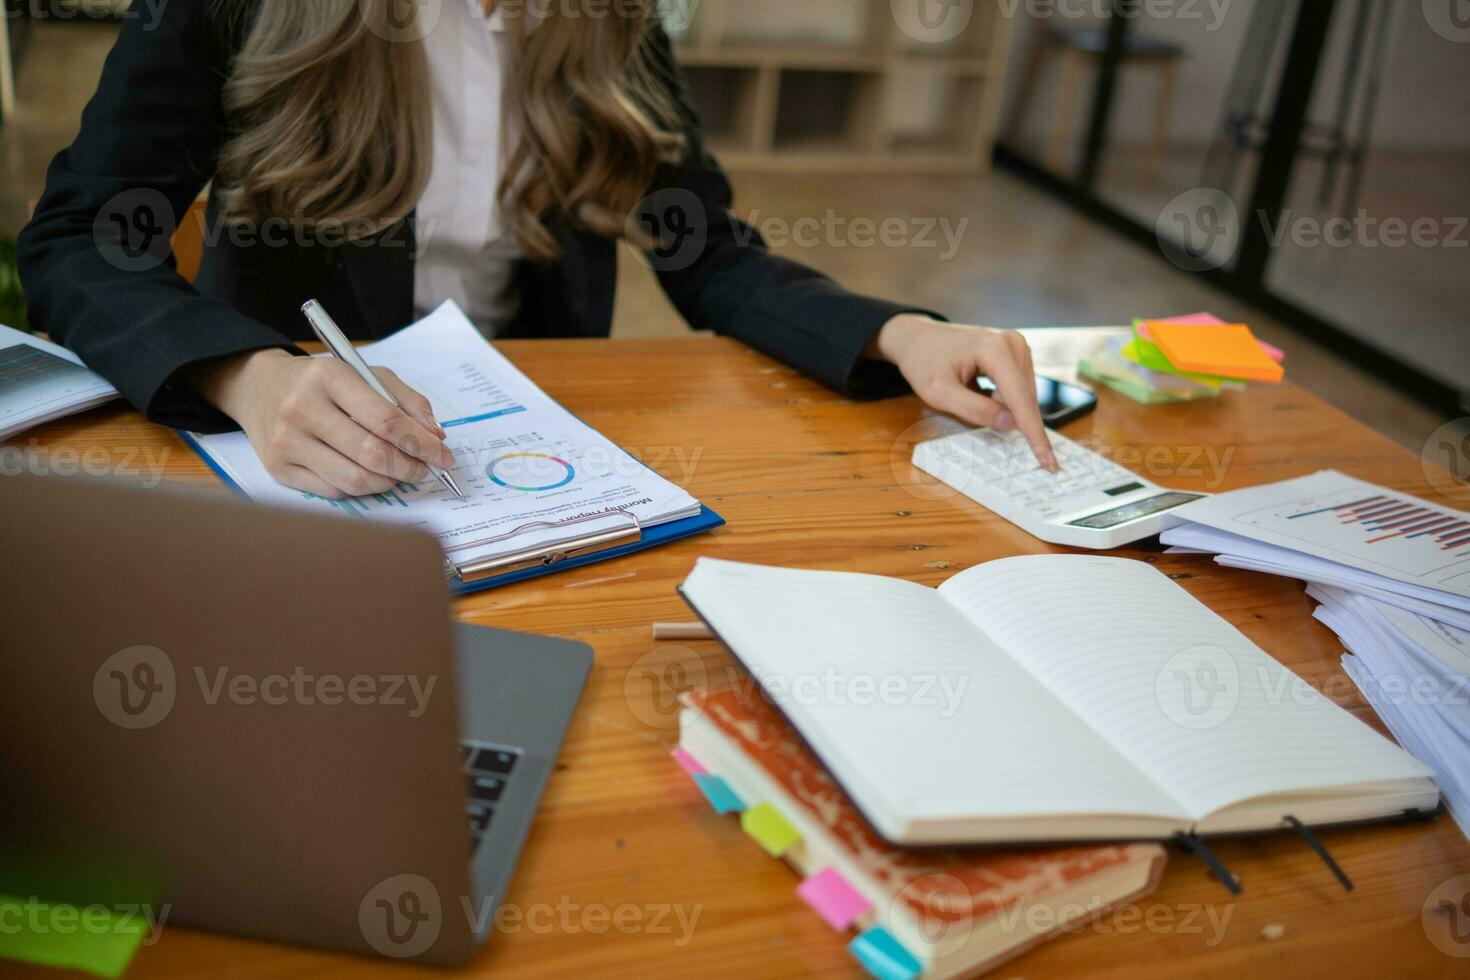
[[3, 20, 1458, 458]]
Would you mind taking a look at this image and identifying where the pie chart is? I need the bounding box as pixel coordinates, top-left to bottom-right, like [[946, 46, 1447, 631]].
[[487, 453, 576, 492]]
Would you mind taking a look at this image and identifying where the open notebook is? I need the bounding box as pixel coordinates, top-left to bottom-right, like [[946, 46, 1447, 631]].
[[679, 556, 1438, 846]]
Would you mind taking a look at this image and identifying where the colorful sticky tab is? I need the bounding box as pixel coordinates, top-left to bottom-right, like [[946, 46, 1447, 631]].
[[0, 894, 148, 979], [671, 747, 708, 778], [797, 867, 873, 931], [1145, 320, 1285, 383], [1121, 336, 1230, 386], [740, 803, 802, 857], [1141, 312, 1286, 363], [849, 925, 922, 980], [692, 774, 745, 814]]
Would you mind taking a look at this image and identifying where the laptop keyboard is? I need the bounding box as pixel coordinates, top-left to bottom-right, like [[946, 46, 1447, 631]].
[[461, 740, 523, 851]]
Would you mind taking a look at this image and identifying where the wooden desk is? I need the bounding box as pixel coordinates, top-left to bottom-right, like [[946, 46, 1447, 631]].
[[12, 333, 1469, 979]]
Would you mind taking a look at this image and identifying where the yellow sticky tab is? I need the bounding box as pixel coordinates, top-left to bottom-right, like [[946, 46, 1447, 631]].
[[741, 803, 802, 857]]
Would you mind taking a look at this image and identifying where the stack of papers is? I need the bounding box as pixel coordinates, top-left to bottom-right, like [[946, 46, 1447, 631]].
[[1162, 471, 1470, 840], [0, 325, 118, 441], [1078, 313, 1285, 404]]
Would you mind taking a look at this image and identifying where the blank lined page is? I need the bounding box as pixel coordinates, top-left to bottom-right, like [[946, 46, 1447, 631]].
[[681, 559, 1187, 827], [940, 556, 1430, 820]]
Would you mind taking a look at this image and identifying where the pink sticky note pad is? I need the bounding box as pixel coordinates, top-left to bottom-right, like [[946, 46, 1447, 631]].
[[1140, 313, 1285, 363], [797, 867, 873, 931], [672, 748, 708, 778]]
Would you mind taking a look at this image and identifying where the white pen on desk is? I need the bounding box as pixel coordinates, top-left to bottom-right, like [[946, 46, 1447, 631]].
[[300, 298, 466, 500]]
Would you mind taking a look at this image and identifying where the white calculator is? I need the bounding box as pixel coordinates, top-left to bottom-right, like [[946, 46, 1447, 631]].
[[911, 428, 1207, 549]]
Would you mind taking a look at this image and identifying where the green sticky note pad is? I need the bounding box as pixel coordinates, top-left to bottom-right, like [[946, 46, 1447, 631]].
[[0, 895, 149, 979], [741, 803, 802, 857], [1079, 358, 1180, 404]]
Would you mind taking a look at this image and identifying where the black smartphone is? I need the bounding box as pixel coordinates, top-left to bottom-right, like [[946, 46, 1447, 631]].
[[979, 375, 1098, 427]]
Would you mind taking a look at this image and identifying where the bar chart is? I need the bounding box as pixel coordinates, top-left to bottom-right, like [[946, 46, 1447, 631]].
[[1241, 486, 1470, 578], [1288, 494, 1470, 551]]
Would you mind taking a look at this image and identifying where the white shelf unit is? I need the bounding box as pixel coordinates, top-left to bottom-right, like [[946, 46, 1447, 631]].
[[669, 0, 1015, 173]]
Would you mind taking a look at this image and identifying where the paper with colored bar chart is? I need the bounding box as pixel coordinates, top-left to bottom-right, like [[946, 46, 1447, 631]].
[[187, 301, 701, 567], [1169, 470, 1470, 601]]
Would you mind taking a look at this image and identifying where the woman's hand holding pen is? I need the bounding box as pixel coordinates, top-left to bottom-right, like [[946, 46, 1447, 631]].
[[187, 349, 456, 499], [871, 315, 1058, 472]]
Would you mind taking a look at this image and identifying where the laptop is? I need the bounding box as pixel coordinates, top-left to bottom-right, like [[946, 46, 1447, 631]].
[[0, 474, 592, 966]]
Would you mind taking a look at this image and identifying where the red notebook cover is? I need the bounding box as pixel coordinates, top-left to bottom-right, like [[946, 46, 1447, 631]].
[[682, 687, 1168, 949]]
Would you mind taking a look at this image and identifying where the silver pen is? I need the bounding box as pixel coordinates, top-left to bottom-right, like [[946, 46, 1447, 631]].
[[300, 298, 466, 500]]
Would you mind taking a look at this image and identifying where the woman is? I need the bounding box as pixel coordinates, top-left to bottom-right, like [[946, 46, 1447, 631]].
[[20, 0, 1055, 499]]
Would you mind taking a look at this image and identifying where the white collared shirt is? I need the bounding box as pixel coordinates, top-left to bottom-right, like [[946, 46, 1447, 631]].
[[413, 0, 523, 337]]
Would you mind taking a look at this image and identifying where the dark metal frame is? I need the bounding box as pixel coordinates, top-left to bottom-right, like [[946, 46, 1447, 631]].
[[993, 0, 1463, 418]]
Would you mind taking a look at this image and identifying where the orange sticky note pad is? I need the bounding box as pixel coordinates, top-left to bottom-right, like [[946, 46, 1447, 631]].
[[1143, 321, 1285, 384]]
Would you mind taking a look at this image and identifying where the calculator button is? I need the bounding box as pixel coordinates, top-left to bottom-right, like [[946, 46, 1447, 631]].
[[911, 428, 1162, 546]]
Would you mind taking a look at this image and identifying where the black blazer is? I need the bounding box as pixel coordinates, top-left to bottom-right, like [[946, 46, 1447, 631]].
[[18, 1, 933, 434]]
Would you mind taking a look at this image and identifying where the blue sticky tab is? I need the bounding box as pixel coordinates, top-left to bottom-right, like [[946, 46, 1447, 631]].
[[692, 774, 745, 814], [849, 926, 922, 980]]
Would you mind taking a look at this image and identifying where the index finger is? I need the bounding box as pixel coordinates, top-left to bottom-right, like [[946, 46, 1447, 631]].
[[325, 366, 455, 469], [979, 335, 1056, 471]]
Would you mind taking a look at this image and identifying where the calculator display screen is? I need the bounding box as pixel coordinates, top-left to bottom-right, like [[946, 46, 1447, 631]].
[[1067, 492, 1205, 530]]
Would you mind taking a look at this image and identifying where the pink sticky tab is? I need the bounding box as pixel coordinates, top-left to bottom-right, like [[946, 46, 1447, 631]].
[[797, 867, 873, 931], [671, 748, 708, 778], [1142, 313, 1285, 363]]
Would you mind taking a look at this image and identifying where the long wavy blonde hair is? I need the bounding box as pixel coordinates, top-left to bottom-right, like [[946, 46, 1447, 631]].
[[214, 0, 685, 261]]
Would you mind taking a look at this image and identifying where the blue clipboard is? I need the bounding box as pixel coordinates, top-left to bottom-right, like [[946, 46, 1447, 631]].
[[177, 431, 724, 595]]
